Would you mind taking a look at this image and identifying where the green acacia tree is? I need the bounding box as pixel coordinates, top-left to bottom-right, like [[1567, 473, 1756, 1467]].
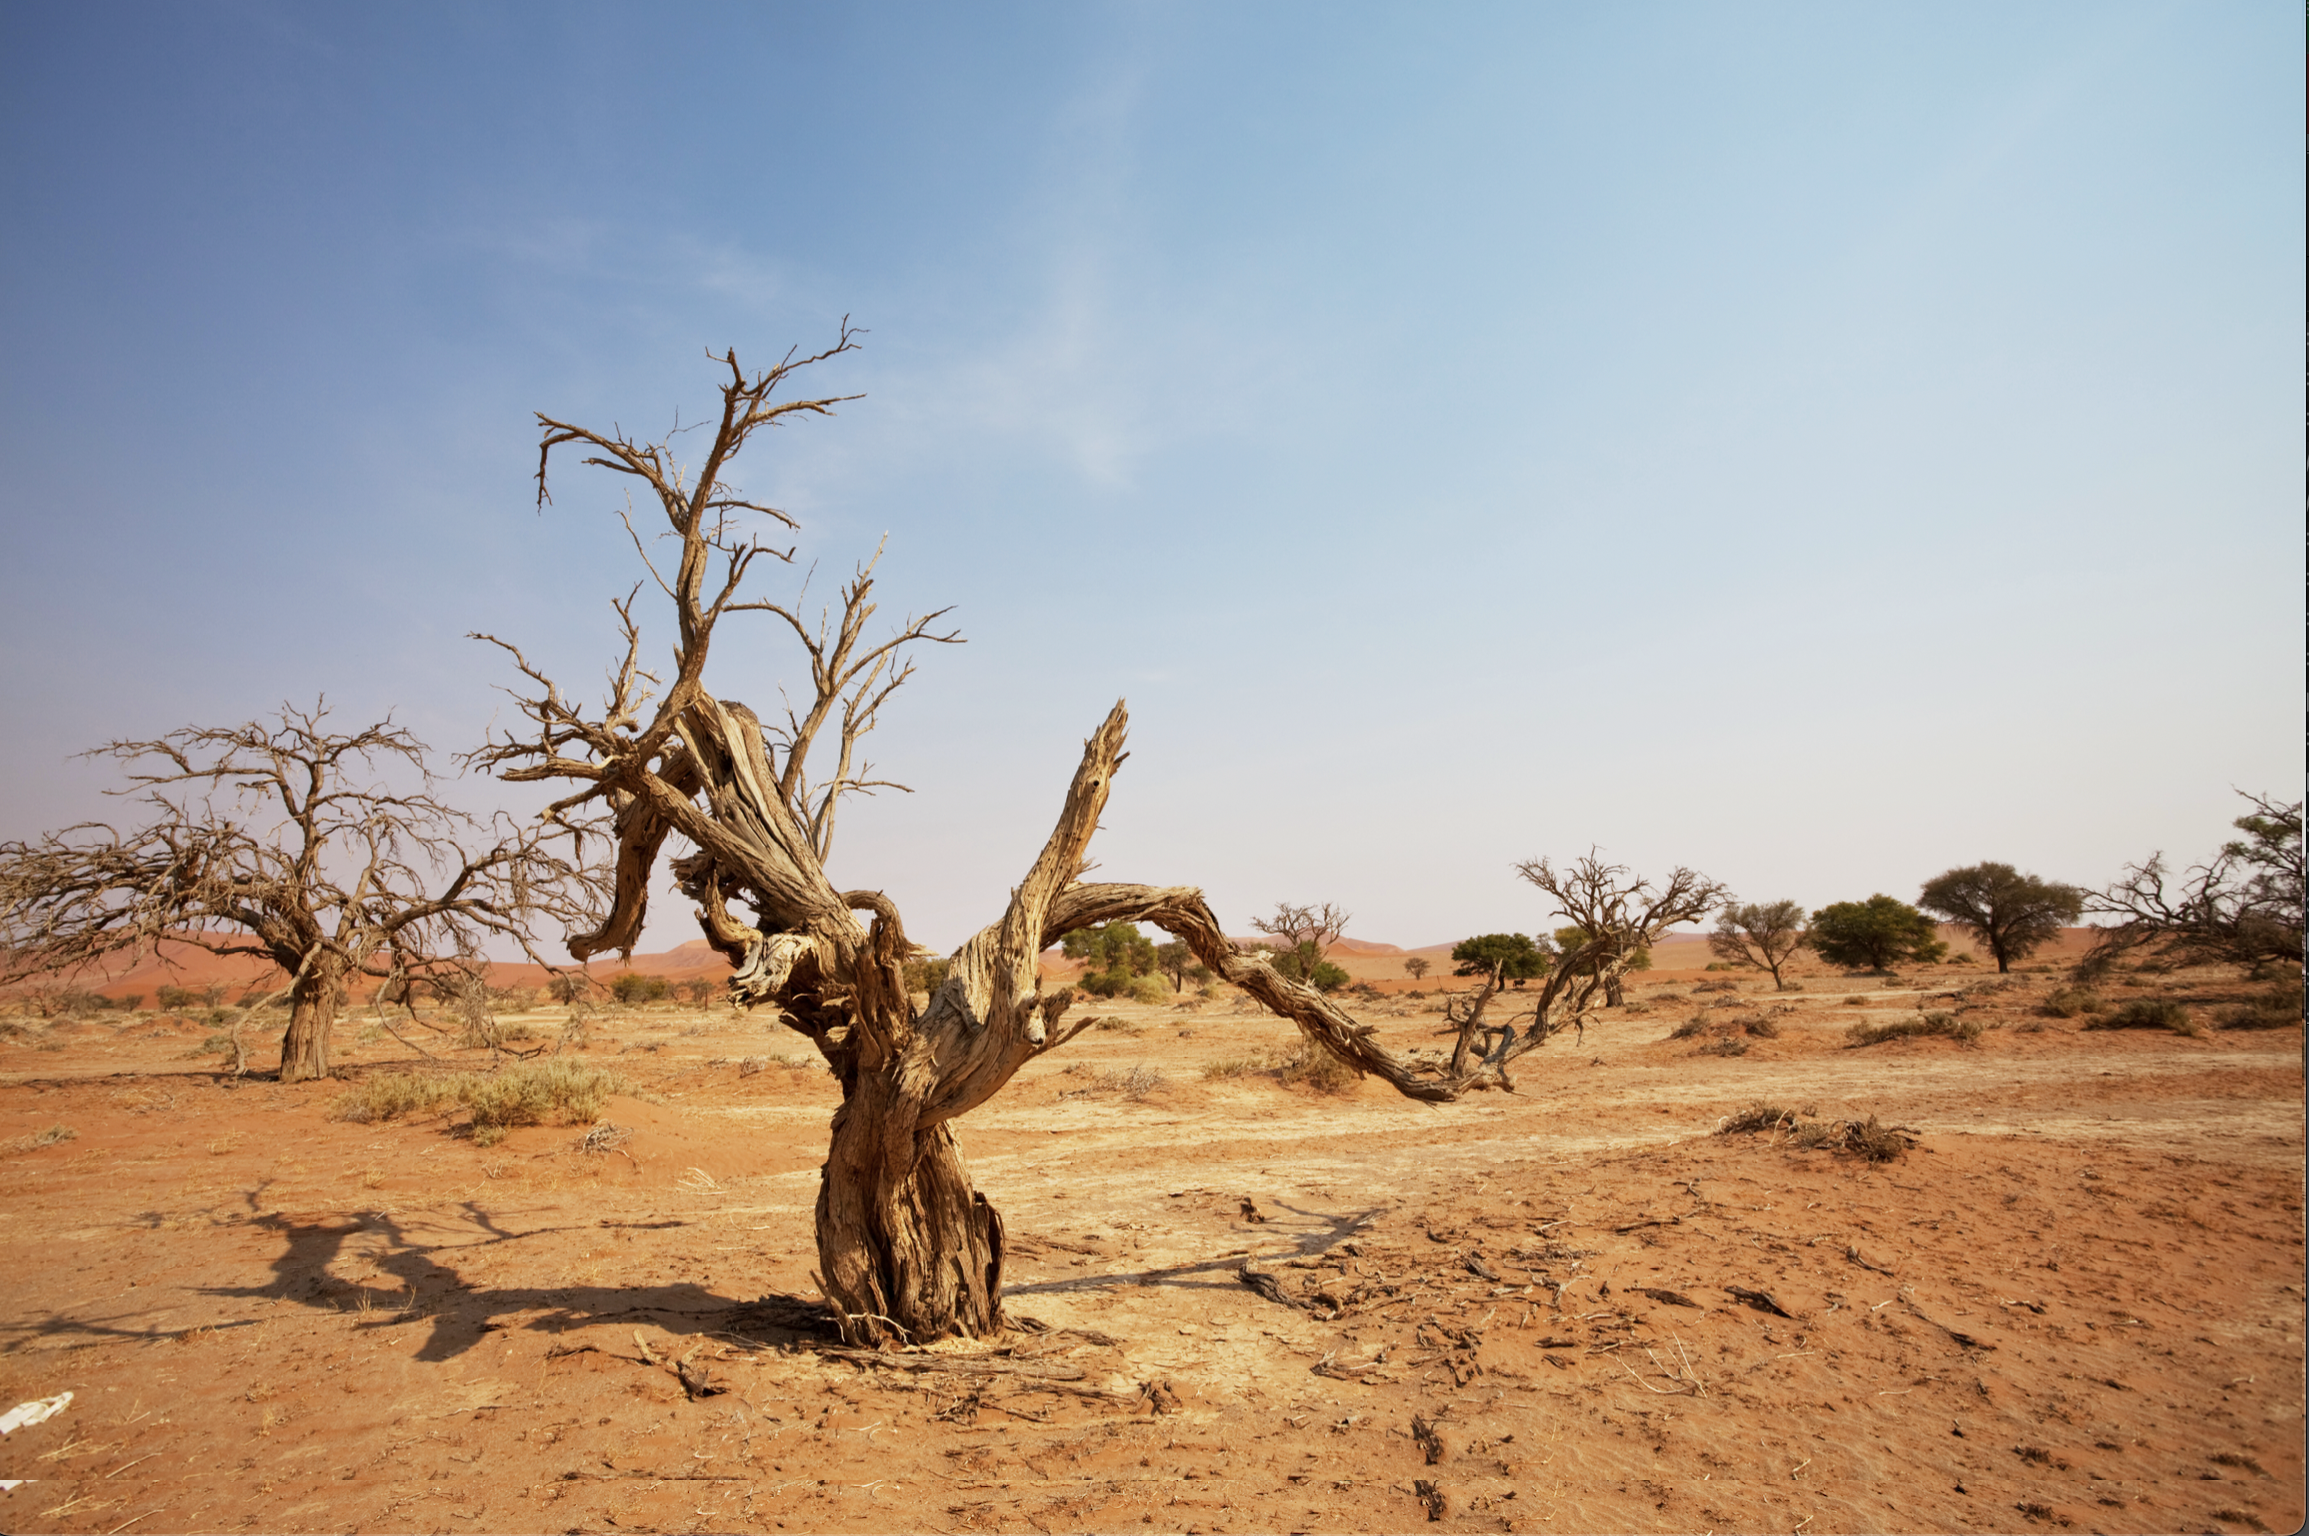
[[1450, 932, 1552, 989], [1062, 921, 1157, 997], [1917, 863, 2084, 974], [1806, 895, 1946, 972]]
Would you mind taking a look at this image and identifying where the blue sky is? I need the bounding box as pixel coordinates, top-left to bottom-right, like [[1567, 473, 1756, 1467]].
[[2, 2, 2299, 954]]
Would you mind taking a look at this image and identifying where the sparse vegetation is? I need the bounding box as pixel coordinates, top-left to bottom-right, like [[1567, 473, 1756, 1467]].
[[2084, 998, 2195, 1034], [1846, 1011, 1981, 1047], [1717, 1101, 1793, 1135], [2040, 987, 2104, 1018], [2219, 990, 2303, 1031], [1716, 1104, 1912, 1161], [331, 1061, 631, 1144], [2, 1123, 77, 1154], [1273, 1044, 1358, 1095]]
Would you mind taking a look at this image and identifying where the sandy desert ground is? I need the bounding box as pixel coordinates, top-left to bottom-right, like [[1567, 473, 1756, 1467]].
[[0, 943, 2301, 1535]]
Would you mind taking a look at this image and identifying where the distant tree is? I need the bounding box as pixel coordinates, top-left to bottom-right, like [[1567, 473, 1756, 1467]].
[[1404, 956, 1431, 982], [1064, 921, 1158, 998], [2084, 793, 2303, 974], [548, 972, 593, 1005], [1916, 863, 2084, 974], [1450, 933, 1552, 990], [1806, 895, 1946, 972], [0, 703, 603, 1081], [611, 973, 670, 1004], [1709, 899, 1809, 990], [1250, 901, 1352, 993], [1154, 939, 1192, 989]]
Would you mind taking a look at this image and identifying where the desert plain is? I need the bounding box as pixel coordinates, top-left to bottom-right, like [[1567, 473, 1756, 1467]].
[[0, 933, 2301, 1535]]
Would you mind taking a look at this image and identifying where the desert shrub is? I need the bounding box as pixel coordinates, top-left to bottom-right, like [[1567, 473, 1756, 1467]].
[[1127, 975, 1172, 1005], [499, 1021, 540, 1043], [1666, 1017, 1709, 1040], [196, 1032, 236, 1053], [2040, 987, 2104, 1018], [902, 957, 952, 997], [1273, 1045, 1357, 1095], [116, 993, 146, 1011], [1703, 961, 1735, 972], [1718, 1101, 1792, 1135], [1947, 952, 1976, 965], [2084, 998, 2194, 1034], [1790, 1119, 1840, 1150], [1841, 1115, 1910, 1162], [1201, 1057, 1256, 1080], [332, 1073, 464, 1124], [1090, 1016, 1142, 1035], [2219, 990, 2303, 1031], [331, 1062, 628, 1142], [610, 973, 669, 1005], [1693, 979, 1739, 994], [547, 973, 593, 1004], [156, 985, 204, 1011], [1087, 1065, 1166, 1101], [1743, 1013, 1781, 1038], [1846, 1011, 1981, 1048], [1695, 1036, 1748, 1057]]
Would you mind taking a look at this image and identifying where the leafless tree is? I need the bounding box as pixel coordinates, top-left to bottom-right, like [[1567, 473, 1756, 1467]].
[[475, 335, 1533, 1346], [2082, 792, 2303, 975], [1250, 901, 1351, 985], [0, 703, 606, 1081], [1435, 854, 1724, 1078], [1709, 898, 1808, 990]]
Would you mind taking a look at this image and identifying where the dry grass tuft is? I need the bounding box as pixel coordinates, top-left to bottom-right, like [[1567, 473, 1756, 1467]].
[[2, 1123, 77, 1154], [1717, 1101, 1792, 1135], [331, 1061, 631, 1144], [2219, 991, 2302, 1032], [1846, 1011, 1981, 1048], [2083, 998, 2195, 1034], [2039, 987, 2104, 1018], [1273, 1045, 1358, 1096]]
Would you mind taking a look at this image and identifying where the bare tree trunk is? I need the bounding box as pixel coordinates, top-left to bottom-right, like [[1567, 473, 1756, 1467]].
[[1605, 975, 1625, 1008], [816, 1069, 1004, 1342], [278, 959, 341, 1083]]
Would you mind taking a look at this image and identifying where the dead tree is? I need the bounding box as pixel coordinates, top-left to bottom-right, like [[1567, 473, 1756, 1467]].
[[0, 704, 605, 1081], [1250, 900, 1352, 985], [2082, 792, 2303, 975], [475, 334, 1527, 1346], [1438, 854, 1725, 1078]]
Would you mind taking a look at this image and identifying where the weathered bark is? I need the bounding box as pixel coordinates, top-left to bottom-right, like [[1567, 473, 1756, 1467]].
[[277, 964, 339, 1083]]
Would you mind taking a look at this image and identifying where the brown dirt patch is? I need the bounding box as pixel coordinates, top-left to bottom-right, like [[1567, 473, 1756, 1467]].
[[1, 960, 2301, 1532]]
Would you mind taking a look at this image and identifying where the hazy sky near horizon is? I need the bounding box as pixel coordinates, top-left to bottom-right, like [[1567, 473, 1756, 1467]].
[[2, 2, 2300, 956]]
